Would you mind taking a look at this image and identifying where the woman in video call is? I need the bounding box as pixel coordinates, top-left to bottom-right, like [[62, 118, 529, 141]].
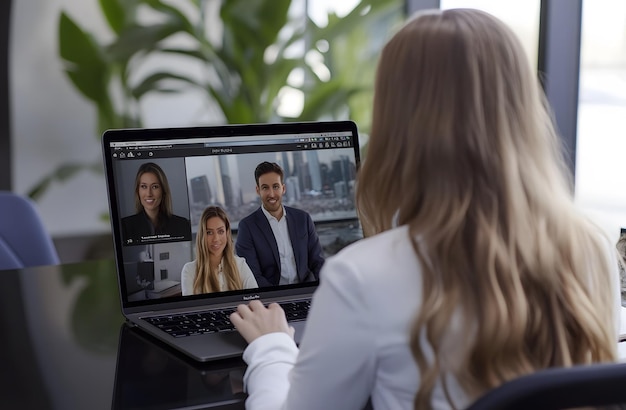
[[181, 206, 258, 295], [121, 162, 191, 244], [228, 8, 622, 410]]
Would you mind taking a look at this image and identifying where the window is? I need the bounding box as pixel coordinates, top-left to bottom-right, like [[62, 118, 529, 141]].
[[439, 0, 540, 68], [575, 0, 626, 236]]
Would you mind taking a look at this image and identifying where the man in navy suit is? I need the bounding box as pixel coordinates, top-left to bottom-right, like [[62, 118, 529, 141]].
[[235, 162, 325, 287]]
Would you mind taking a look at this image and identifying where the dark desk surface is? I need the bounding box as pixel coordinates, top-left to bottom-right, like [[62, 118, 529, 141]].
[[3, 260, 623, 409], [0, 260, 246, 410]]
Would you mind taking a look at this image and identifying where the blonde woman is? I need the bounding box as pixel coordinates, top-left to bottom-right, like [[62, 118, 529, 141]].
[[181, 206, 257, 295], [229, 9, 622, 409]]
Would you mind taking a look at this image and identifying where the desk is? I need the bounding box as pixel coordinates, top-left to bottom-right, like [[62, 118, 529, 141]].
[[1, 260, 624, 409], [0, 260, 246, 409]]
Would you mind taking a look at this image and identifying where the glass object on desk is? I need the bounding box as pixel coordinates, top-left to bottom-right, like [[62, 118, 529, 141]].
[[60, 259, 124, 354], [112, 324, 246, 409]]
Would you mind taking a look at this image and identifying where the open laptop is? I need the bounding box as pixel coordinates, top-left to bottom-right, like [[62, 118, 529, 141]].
[[102, 120, 362, 361]]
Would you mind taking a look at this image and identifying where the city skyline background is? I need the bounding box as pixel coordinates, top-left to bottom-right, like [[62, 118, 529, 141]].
[[185, 147, 358, 231]]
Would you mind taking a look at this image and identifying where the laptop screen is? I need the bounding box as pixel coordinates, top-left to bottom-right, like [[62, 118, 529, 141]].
[[102, 121, 362, 310]]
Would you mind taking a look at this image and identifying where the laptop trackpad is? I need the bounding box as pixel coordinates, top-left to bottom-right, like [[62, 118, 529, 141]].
[[183, 320, 307, 362], [176, 331, 249, 362]]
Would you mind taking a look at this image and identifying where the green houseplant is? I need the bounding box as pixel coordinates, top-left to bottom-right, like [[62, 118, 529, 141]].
[[28, 0, 401, 201]]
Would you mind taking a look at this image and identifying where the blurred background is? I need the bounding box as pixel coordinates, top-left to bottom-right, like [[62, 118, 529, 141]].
[[3, 0, 626, 262]]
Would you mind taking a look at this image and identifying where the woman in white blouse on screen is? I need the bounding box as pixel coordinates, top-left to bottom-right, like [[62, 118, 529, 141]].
[[181, 206, 257, 295]]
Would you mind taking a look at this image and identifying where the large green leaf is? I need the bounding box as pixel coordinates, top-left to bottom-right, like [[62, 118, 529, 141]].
[[99, 0, 158, 34], [59, 12, 109, 102], [221, 0, 291, 50], [98, 0, 125, 34], [219, 0, 291, 74], [59, 12, 105, 66], [64, 67, 108, 104]]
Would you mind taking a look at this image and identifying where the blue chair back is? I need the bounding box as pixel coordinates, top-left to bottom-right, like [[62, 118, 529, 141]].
[[465, 362, 626, 410], [0, 191, 60, 269]]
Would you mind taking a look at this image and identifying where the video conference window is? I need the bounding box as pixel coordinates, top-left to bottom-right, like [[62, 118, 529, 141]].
[[113, 143, 362, 302]]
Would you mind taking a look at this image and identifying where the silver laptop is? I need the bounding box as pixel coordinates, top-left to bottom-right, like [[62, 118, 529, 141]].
[[102, 121, 362, 361]]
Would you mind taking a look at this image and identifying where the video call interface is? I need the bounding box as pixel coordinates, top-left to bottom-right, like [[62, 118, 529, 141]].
[[108, 131, 362, 303]]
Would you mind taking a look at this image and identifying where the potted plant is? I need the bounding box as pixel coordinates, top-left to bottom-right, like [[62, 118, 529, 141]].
[[28, 0, 402, 205]]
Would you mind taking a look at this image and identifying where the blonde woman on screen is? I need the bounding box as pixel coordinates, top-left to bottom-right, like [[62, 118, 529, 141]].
[[229, 9, 621, 409], [181, 206, 257, 295]]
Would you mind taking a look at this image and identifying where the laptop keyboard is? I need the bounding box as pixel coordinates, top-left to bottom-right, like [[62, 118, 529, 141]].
[[142, 300, 311, 338]]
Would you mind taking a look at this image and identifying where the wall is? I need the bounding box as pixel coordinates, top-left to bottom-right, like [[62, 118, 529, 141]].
[[11, 0, 111, 238]]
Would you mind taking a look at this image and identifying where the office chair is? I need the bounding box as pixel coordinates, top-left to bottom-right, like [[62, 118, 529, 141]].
[[0, 191, 60, 269], [465, 362, 626, 410]]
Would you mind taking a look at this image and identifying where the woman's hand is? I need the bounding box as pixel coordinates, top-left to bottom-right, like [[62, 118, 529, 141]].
[[230, 300, 295, 344]]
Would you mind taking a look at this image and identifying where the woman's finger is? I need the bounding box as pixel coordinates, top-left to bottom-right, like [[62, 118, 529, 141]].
[[235, 303, 252, 318], [248, 299, 265, 311]]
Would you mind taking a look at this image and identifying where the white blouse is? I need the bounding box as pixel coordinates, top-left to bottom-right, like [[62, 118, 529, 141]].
[[180, 255, 258, 295], [241, 225, 623, 410]]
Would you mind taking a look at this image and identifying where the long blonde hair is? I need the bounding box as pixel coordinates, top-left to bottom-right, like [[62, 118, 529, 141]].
[[356, 8, 617, 408], [193, 206, 243, 293]]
